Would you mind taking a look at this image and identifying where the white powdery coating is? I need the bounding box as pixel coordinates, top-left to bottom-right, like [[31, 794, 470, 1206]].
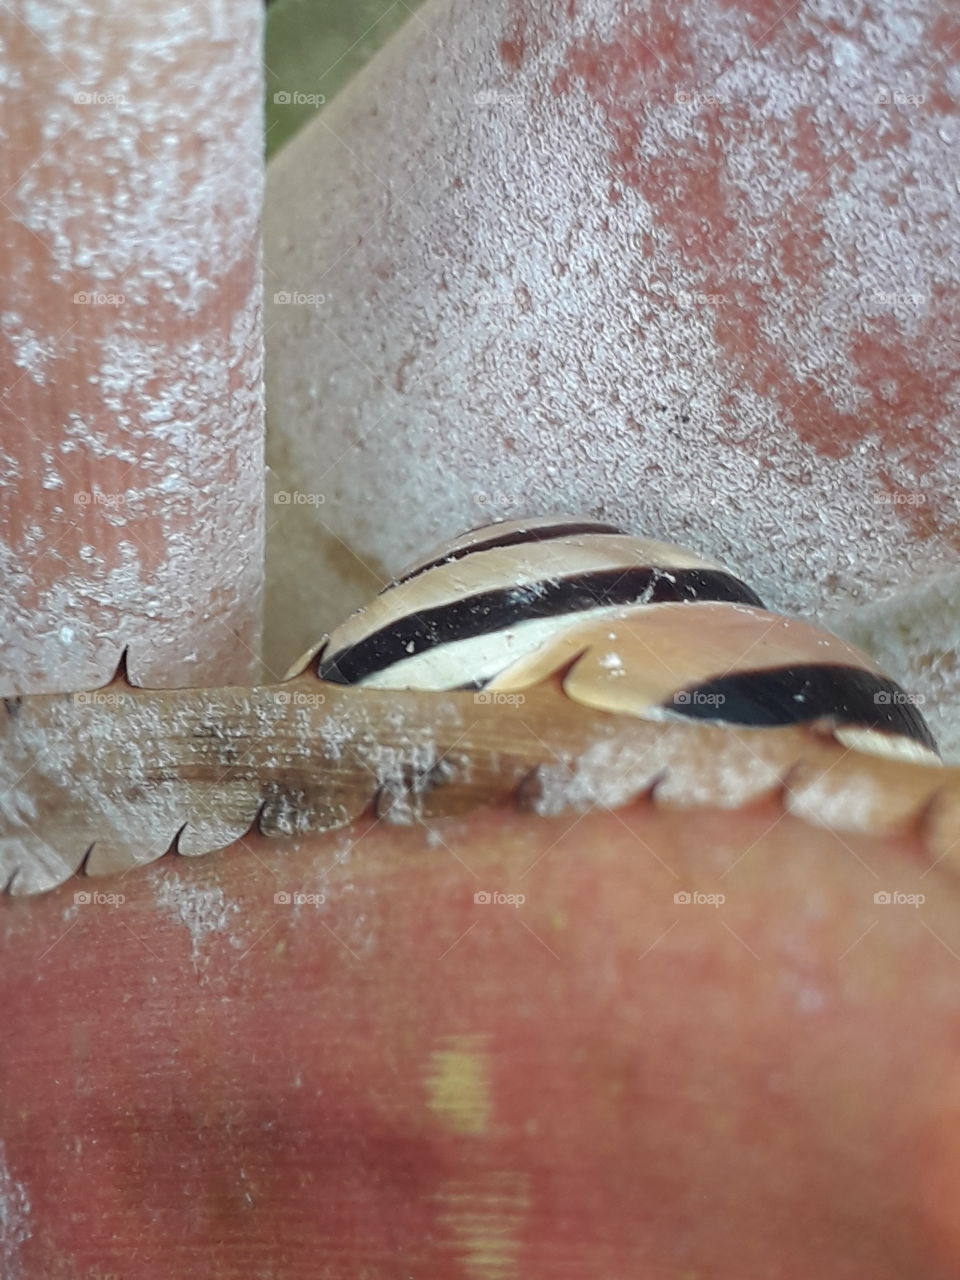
[[155, 872, 240, 967], [0, 1141, 31, 1280], [0, 313, 56, 386], [527, 739, 653, 815], [787, 768, 890, 832], [0, 691, 255, 892], [11, 0, 257, 302], [529, 732, 783, 816], [1, 309, 264, 678], [0, 0, 265, 693], [265, 0, 960, 702]]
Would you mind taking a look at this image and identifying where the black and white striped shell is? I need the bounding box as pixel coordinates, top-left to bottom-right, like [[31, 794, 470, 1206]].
[[318, 516, 939, 765]]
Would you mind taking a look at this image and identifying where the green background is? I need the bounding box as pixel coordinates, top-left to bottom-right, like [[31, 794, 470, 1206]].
[[265, 0, 426, 157]]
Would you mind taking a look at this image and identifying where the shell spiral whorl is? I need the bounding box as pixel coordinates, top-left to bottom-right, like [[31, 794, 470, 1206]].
[[318, 516, 939, 765]]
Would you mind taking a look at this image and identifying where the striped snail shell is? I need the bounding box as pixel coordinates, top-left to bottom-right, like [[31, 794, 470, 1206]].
[[318, 516, 939, 765]]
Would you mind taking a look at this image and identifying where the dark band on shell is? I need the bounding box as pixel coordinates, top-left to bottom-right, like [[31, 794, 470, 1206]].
[[667, 665, 938, 754], [389, 517, 628, 588], [321, 566, 764, 686]]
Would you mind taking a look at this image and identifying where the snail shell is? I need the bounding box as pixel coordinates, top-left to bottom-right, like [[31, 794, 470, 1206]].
[[319, 516, 764, 689], [319, 516, 939, 766]]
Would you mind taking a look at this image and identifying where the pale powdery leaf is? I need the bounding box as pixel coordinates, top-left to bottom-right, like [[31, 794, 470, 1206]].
[[264, 0, 960, 736], [0, 0, 265, 693]]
